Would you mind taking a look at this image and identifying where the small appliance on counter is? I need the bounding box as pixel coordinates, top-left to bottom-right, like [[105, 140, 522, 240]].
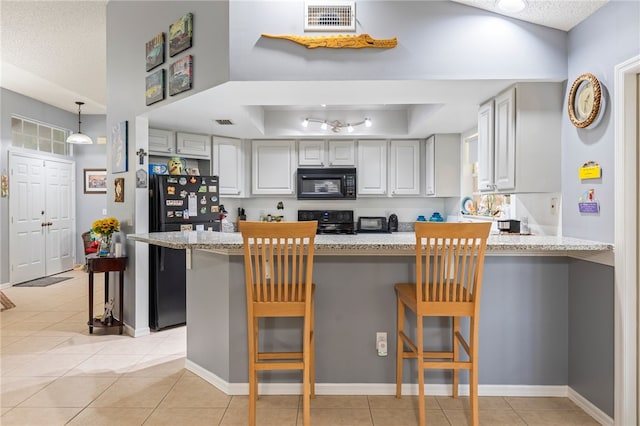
[[357, 216, 389, 233], [388, 214, 398, 232], [497, 219, 521, 233]]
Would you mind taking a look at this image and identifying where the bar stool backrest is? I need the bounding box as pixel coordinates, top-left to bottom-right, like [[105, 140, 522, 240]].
[[414, 222, 491, 317], [240, 221, 317, 314]]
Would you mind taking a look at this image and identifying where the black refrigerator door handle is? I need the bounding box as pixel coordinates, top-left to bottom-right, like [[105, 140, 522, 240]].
[[159, 247, 165, 272]]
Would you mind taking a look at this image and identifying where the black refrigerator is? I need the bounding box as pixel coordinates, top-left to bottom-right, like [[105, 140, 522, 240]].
[[149, 174, 220, 330]]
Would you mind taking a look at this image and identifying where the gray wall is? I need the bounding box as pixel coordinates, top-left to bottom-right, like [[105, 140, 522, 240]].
[[230, 1, 568, 82], [106, 1, 230, 328], [563, 0, 640, 243], [0, 89, 106, 282], [568, 259, 614, 417]]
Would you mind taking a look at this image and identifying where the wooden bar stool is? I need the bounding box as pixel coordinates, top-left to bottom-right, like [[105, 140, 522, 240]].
[[395, 222, 491, 426], [239, 221, 318, 426]]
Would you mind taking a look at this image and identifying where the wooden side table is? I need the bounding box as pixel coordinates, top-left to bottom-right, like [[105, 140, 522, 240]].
[[86, 254, 127, 334]]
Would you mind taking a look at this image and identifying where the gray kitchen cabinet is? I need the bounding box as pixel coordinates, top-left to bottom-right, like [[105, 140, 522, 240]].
[[149, 129, 211, 160], [176, 132, 211, 159], [148, 128, 175, 155], [298, 140, 325, 166], [298, 139, 355, 166], [477, 83, 562, 193], [252, 140, 296, 195], [357, 140, 387, 195], [425, 134, 460, 197], [213, 136, 245, 197], [389, 139, 420, 196]]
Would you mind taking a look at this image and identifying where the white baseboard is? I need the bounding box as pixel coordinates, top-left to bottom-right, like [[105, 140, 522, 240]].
[[1, 282, 12, 290], [568, 387, 613, 426], [183, 361, 576, 400], [125, 323, 150, 337]]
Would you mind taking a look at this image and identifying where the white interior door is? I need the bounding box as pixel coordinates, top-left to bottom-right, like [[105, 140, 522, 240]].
[[9, 152, 75, 284], [45, 160, 74, 274]]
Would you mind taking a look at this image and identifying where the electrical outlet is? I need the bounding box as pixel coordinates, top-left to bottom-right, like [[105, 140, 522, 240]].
[[102, 208, 107, 215], [264, 258, 270, 280], [376, 332, 388, 356], [551, 197, 559, 215]]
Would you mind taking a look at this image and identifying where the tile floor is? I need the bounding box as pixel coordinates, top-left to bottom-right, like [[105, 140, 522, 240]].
[[1, 270, 601, 425]]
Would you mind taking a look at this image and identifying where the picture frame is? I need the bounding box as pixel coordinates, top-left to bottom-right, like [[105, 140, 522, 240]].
[[145, 69, 165, 106], [84, 169, 107, 194], [146, 32, 165, 71], [169, 55, 193, 96], [169, 13, 193, 57], [114, 177, 125, 203], [111, 121, 128, 174]]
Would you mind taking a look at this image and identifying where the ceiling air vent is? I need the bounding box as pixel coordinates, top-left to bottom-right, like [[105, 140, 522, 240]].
[[304, 1, 356, 32], [214, 119, 234, 125]]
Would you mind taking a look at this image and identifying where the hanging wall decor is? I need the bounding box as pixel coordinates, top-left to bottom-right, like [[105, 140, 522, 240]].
[[83, 169, 107, 194], [114, 178, 125, 203], [169, 55, 193, 96], [145, 69, 165, 105], [146, 32, 165, 71], [111, 121, 128, 174], [169, 13, 193, 57]]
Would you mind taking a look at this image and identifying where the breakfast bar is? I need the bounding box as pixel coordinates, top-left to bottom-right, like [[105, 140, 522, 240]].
[[129, 231, 613, 396]]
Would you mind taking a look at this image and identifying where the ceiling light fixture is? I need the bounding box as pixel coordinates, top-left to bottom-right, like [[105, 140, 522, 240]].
[[302, 117, 372, 133], [497, 0, 526, 13], [66, 101, 93, 144]]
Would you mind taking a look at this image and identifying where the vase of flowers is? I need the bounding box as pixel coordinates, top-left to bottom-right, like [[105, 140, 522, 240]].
[[92, 217, 120, 256]]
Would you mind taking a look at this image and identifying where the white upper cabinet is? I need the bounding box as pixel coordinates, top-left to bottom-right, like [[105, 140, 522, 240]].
[[148, 129, 211, 159], [213, 137, 245, 197], [477, 83, 562, 193], [389, 139, 420, 196], [298, 140, 325, 166], [424, 134, 460, 197], [176, 132, 211, 159], [252, 140, 296, 195], [149, 128, 175, 155], [357, 140, 387, 195], [298, 139, 355, 167], [328, 140, 356, 166]]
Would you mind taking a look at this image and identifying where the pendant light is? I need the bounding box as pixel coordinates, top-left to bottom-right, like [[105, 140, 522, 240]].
[[66, 101, 93, 144]]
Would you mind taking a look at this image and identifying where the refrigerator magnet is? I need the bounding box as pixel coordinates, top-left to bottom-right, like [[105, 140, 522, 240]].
[[167, 177, 178, 183], [200, 195, 207, 204], [198, 185, 206, 192], [179, 190, 187, 198], [209, 186, 217, 192], [189, 176, 197, 184], [183, 209, 189, 219], [167, 186, 176, 195], [175, 210, 183, 217], [211, 206, 219, 213], [210, 195, 218, 202], [167, 211, 175, 218], [166, 199, 183, 206], [200, 207, 207, 214], [178, 177, 187, 185]]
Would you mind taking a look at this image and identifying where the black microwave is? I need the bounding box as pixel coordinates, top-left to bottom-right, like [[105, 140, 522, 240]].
[[296, 168, 357, 200]]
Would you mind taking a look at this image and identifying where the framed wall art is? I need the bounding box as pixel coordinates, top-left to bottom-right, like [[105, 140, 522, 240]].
[[114, 178, 125, 203], [146, 32, 165, 71], [146, 69, 165, 105], [169, 13, 193, 57], [169, 55, 193, 96], [84, 168, 107, 194], [111, 121, 128, 174]]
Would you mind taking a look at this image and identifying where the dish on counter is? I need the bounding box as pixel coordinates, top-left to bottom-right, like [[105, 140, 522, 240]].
[[461, 197, 475, 215]]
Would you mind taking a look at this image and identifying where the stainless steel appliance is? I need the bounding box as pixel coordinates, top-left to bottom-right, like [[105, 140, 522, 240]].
[[149, 174, 220, 330], [497, 219, 521, 233], [298, 210, 355, 234], [357, 216, 390, 233], [296, 168, 357, 200]]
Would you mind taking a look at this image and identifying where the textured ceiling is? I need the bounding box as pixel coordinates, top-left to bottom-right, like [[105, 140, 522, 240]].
[[451, 0, 608, 31]]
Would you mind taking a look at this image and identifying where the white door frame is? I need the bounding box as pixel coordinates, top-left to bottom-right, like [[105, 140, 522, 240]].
[[614, 55, 639, 426]]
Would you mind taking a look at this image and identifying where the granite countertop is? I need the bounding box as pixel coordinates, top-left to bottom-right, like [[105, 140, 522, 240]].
[[127, 231, 613, 256]]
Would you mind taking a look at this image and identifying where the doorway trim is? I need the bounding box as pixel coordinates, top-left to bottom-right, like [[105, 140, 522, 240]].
[[614, 54, 639, 426]]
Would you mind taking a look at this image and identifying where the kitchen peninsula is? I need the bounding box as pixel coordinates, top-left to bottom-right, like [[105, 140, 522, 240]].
[[129, 230, 612, 396]]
